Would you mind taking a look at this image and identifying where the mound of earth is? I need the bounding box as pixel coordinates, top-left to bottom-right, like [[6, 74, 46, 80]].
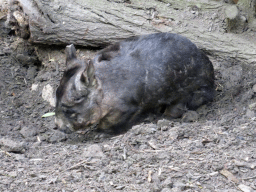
[[0, 3, 256, 191]]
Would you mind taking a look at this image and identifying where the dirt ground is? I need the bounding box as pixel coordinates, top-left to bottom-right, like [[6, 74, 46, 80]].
[[1, 2, 256, 192]]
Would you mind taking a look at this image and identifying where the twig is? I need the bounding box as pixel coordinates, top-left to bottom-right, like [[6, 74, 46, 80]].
[[0, 15, 7, 20], [0, 150, 11, 157], [242, 176, 256, 180], [63, 160, 95, 172]]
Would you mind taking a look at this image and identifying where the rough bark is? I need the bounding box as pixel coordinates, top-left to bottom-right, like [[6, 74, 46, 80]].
[[6, 0, 256, 65], [224, 5, 246, 33], [237, 0, 256, 31]]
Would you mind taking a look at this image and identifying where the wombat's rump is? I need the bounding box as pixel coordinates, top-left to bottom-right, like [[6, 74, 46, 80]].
[[55, 33, 214, 133]]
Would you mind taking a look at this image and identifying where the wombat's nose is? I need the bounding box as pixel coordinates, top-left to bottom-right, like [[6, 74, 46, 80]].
[[55, 117, 63, 129], [55, 118, 73, 134], [59, 126, 73, 134]]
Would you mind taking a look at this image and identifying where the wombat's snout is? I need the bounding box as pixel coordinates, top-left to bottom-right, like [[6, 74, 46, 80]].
[[55, 117, 74, 134]]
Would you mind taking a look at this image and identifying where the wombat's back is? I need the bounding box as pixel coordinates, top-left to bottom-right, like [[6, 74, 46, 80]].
[[93, 33, 214, 110]]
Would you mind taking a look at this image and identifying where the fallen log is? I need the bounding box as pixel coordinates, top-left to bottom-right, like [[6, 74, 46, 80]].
[[6, 0, 256, 64]]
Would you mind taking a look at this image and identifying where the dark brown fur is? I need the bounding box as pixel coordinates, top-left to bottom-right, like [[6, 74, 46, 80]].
[[55, 33, 214, 134]]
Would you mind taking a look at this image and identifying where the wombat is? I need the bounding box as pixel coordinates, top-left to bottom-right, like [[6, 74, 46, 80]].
[[55, 33, 214, 134]]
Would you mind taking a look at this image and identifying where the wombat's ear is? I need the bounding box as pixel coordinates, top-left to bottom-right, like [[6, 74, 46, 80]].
[[81, 60, 97, 87], [87, 60, 95, 78], [65, 44, 77, 63]]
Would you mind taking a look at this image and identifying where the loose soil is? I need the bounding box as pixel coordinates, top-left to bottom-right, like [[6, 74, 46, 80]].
[[0, 3, 256, 192]]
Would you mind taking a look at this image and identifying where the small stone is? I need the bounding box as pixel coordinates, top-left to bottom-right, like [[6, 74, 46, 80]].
[[13, 153, 26, 161], [157, 119, 173, 129], [47, 130, 67, 143], [182, 110, 199, 122], [0, 138, 26, 153], [173, 182, 187, 190], [132, 123, 157, 135], [26, 66, 37, 80], [252, 84, 256, 93], [83, 144, 105, 158], [31, 83, 39, 91], [36, 71, 52, 81], [168, 127, 179, 140], [162, 176, 173, 188], [245, 109, 255, 119], [161, 126, 168, 131], [250, 163, 256, 169], [238, 184, 253, 192], [30, 173, 37, 177], [20, 126, 38, 138], [225, 5, 239, 20], [103, 144, 111, 151], [42, 84, 55, 107], [16, 54, 38, 66]]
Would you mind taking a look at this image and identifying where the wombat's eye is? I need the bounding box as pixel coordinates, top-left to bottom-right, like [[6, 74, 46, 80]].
[[65, 111, 77, 119], [65, 109, 75, 114], [74, 97, 85, 103], [63, 108, 76, 117]]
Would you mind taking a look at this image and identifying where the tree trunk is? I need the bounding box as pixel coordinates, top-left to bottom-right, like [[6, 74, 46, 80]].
[[6, 0, 256, 64]]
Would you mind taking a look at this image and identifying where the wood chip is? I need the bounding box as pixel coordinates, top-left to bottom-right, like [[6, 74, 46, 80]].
[[148, 140, 157, 149], [148, 170, 152, 183], [220, 169, 239, 183]]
